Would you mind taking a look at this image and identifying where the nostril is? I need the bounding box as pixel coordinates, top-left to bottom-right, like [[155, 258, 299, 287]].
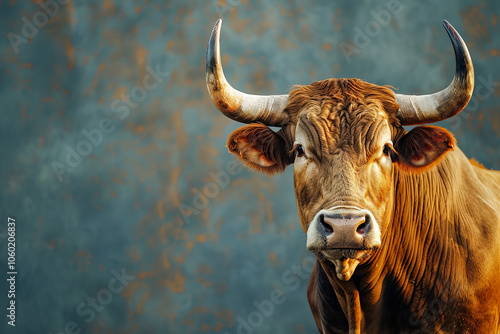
[[319, 214, 333, 235], [356, 222, 367, 234], [356, 215, 370, 235]]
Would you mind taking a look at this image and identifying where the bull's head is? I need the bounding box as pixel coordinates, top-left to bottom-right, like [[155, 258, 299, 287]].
[[206, 19, 473, 281]]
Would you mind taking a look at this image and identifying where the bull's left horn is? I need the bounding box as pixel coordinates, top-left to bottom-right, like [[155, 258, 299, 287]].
[[206, 19, 290, 126], [395, 20, 474, 125]]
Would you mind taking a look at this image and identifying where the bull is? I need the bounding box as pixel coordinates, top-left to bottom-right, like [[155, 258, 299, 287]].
[[205, 19, 500, 333]]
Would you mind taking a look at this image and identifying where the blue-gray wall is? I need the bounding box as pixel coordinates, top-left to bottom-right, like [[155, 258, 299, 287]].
[[1, 0, 499, 333]]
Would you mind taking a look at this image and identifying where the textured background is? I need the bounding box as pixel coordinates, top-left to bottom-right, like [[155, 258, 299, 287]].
[[0, 0, 499, 333]]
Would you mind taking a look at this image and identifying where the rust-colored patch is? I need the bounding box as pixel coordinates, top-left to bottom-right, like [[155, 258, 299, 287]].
[[65, 38, 76, 70], [129, 246, 142, 263], [21, 104, 28, 123], [48, 239, 55, 250], [323, 43, 333, 50], [159, 224, 168, 244], [188, 306, 211, 316], [222, 54, 232, 65], [253, 21, 273, 37], [169, 271, 185, 293], [83, 63, 105, 96], [215, 309, 234, 327], [166, 39, 174, 50], [134, 5, 141, 14], [102, 0, 116, 13], [172, 111, 188, 149], [278, 37, 298, 50], [229, 7, 252, 33], [461, 6, 491, 57], [214, 322, 224, 332], [135, 46, 148, 86], [196, 234, 207, 243], [137, 271, 156, 280], [249, 211, 262, 234], [121, 281, 141, 301], [490, 112, 499, 132], [161, 249, 171, 269], [168, 166, 182, 206], [183, 319, 195, 327], [299, 23, 312, 42], [42, 96, 55, 104], [66, 1, 76, 26], [136, 288, 151, 315], [490, 49, 499, 57], [268, 251, 278, 265], [157, 200, 165, 220]]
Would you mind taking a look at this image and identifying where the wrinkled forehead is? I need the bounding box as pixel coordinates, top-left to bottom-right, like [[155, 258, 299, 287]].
[[293, 101, 392, 156]]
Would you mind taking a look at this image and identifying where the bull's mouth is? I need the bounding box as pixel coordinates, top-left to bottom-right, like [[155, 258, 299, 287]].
[[306, 205, 381, 281], [320, 248, 373, 261], [312, 247, 376, 281]]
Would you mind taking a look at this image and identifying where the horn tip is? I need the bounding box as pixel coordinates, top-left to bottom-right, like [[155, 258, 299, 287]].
[[207, 19, 223, 74], [213, 18, 222, 31], [442, 19, 460, 41], [209, 19, 222, 44]]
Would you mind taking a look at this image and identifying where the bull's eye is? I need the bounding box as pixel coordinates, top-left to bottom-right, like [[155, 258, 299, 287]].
[[296, 145, 305, 157], [382, 143, 392, 156]]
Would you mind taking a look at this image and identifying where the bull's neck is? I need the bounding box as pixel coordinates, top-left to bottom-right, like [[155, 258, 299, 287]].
[[376, 147, 497, 328], [387, 148, 485, 293]]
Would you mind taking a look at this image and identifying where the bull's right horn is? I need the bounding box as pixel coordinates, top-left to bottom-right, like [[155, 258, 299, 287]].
[[206, 19, 290, 126]]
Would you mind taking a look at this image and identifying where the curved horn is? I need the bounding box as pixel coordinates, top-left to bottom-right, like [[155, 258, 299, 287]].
[[206, 19, 290, 126], [395, 20, 474, 125]]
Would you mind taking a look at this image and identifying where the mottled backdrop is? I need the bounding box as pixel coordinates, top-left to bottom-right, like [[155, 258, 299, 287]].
[[0, 0, 499, 333]]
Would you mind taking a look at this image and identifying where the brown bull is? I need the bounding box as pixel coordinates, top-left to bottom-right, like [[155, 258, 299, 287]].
[[206, 19, 500, 333]]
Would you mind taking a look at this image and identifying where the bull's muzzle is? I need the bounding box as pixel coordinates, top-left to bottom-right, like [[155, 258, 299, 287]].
[[306, 206, 381, 256]]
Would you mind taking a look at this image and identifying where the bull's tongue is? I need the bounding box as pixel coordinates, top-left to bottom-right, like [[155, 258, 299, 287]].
[[334, 257, 360, 281]]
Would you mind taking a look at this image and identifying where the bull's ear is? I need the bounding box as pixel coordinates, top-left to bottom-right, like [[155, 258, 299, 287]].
[[393, 126, 455, 171], [227, 123, 293, 174]]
